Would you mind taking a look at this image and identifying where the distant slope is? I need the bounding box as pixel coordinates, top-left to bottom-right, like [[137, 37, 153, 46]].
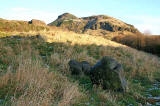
[[49, 13, 139, 34], [0, 18, 49, 32]]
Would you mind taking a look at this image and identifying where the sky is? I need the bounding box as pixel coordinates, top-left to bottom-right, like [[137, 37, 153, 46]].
[[0, 0, 160, 35]]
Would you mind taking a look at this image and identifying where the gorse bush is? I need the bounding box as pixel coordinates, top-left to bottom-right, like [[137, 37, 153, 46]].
[[113, 33, 160, 56]]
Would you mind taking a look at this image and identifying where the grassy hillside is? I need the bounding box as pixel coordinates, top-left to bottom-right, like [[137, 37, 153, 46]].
[[0, 18, 49, 33], [0, 28, 160, 105]]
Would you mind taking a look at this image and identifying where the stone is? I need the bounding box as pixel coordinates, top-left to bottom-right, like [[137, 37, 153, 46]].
[[89, 56, 127, 92], [81, 61, 91, 76], [68, 60, 82, 75], [68, 60, 91, 75]]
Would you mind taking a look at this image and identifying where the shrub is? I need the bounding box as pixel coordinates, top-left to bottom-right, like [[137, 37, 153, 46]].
[[113, 33, 160, 56]]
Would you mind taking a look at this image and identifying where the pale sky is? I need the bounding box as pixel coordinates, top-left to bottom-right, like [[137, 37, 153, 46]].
[[0, 0, 160, 34]]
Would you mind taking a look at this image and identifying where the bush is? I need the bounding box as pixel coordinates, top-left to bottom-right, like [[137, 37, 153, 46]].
[[113, 33, 160, 56]]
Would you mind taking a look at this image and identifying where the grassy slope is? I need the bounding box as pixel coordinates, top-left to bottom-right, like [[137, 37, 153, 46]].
[[0, 24, 160, 105], [0, 19, 49, 35]]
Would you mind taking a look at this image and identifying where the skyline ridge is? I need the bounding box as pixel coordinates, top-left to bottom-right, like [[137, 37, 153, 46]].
[[1, 0, 160, 34]]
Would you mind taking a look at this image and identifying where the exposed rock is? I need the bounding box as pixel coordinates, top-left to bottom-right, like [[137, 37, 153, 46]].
[[81, 61, 91, 75], [68, 60, 91, 75], [49, 13, 139, 34], [68, 57, 127, 92], [68, 60, 82, 75], [90, 56, 127, 92], [29, 19, 46, 26]]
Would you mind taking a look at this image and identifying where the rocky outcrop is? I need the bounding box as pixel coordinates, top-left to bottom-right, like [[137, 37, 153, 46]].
[[48, 13, 86, 33], [68, 56, 128, 92], [29, 19, 46, 26], [49, 13, 139, 34]]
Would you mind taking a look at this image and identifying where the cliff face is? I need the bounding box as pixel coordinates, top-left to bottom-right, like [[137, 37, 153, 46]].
[[49, 13, 139, 34]]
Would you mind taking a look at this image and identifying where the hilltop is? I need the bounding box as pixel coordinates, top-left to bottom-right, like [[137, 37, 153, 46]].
[[49, 13, 139, 35]]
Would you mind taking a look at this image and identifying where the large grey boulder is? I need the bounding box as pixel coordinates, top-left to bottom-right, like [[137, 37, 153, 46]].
[[90, 56, 128, 92]]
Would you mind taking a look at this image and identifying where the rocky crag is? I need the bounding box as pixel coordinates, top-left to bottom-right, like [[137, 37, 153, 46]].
[[49, 13, 139, 35]]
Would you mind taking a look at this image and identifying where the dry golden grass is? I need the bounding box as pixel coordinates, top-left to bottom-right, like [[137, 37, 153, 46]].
[[0, 41, 85, 106], [0, 19, 49, 32]]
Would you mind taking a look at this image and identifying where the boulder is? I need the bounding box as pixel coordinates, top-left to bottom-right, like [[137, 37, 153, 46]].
[[81, 61, 91, 75], [68, 60, 91, 75], [68, 57, 127, 92], [68, 60, 82, 75], [28, 19, 46, 26], [90, 56, 127, 92]]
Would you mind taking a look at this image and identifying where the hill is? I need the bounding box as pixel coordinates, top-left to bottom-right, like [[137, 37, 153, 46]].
[[49, 13, 160, 57], [0, 18, 49, 33], [0, 24, 160, 105], [49, 13, 139, 35]]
